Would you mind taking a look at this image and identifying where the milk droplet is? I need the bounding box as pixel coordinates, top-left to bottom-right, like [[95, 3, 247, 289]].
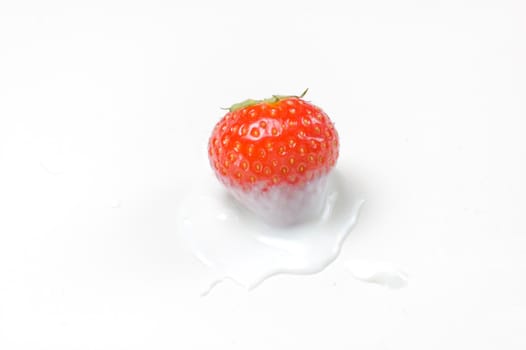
[[176, 170, 364, 294], [345, 260, 408, 289]]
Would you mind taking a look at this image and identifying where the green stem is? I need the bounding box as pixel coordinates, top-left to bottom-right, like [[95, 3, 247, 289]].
[[228, 88, 309, 112]]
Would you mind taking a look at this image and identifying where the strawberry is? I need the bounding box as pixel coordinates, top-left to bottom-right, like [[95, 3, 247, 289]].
[[208, 90, 339, 225]]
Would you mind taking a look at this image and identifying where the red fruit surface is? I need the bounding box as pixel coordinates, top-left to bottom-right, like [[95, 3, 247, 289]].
[[208, 94, 339, 191]]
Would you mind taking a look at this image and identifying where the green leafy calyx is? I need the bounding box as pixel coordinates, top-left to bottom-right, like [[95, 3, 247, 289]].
[[228, 88, 309, 112]]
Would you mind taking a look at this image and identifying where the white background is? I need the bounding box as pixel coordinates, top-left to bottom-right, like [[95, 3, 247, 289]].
[[1, 0, 525, 348]]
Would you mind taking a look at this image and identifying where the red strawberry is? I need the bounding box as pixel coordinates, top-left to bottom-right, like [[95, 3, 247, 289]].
[[208, 90, 339, 225]]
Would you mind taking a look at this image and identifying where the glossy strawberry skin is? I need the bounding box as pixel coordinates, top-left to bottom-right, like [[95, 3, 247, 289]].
[[208, 96, 339, 192]]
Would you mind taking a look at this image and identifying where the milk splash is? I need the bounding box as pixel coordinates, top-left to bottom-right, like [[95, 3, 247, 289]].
[[345, 260, 408, 289], [176, 170, 364, 294]]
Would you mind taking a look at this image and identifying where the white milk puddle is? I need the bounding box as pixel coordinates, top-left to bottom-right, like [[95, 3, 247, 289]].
[[176, 171, 364, 294]]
